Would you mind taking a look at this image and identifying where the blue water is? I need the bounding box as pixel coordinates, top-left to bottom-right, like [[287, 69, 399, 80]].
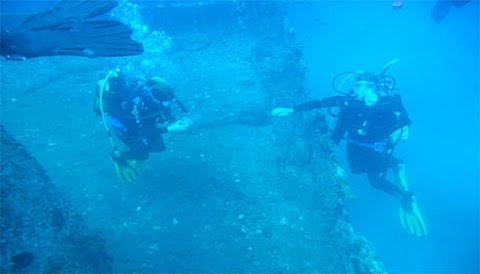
[[288, 1, 479, 272], [2, 0, 478, 272]]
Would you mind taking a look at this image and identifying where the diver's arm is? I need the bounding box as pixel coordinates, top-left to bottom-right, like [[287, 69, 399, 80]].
[[272, 96, 345, 117], [293, 96, 345, 112], [393, 95, 412, 127], [389, 96, 412, 141], [154, 111, 190, 133], [398, 107, 412, 128]]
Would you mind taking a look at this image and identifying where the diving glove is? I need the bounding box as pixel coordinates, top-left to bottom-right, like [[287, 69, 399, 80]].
[[271, 107, 294, 117], [167, 120, 190, 132], [399, 194, 428, 236], [112, 150, 143, 183]]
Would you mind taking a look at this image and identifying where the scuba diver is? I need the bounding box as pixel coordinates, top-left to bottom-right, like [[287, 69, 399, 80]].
[[271, 60, 427, 237], [1, 0, 143, 60], [94, 70, 190, 182]]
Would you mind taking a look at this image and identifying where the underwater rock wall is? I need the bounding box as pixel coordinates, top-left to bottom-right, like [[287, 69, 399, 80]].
[[0, 126, 111, 273], [133, 2, 387, 273]]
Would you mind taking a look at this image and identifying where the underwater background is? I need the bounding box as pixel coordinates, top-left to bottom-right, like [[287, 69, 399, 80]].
[[287, 1, 479, 273], [1, 0, 478, 273]]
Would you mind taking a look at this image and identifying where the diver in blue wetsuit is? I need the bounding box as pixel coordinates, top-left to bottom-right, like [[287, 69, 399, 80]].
[[272, 70, 427, 237]]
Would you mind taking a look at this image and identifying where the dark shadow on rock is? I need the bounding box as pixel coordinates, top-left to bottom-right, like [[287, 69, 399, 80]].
[[0, 125, 112, 273]]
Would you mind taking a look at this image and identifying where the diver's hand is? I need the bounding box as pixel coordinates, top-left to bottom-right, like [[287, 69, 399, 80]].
[[167, 120, 190, 132], [399, 198, 428, 237], [271, 107, 294, 117]]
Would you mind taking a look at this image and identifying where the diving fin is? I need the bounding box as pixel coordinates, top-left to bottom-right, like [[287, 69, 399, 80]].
[[1, 0, 143, 59], [431, 0, 472, 23], [47, 20, 143, 57], [22, 0, 119, 31]]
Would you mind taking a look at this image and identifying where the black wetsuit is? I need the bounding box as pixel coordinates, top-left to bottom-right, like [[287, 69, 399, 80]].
[[103, 76, 175, 162], [293, 94, 411, 199]]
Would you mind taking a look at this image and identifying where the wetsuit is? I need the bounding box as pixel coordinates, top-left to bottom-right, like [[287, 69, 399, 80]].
[[293, 94, 411, 199], [103, 75, 175, 162]]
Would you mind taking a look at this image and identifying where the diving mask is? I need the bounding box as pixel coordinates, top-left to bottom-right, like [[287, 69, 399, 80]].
[[353, 81, 378, 107]]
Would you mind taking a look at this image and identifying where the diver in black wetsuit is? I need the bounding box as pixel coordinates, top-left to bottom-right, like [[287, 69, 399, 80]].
[[272, 70, 427, 237], [94, 71, 189, 182]]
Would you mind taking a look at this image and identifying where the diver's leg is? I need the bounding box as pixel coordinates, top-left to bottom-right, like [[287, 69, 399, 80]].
[[347, 142, 405, 197], [346, 143, 368, 174], [393, 162, 408, 190], [366, 170, 407, 199], [114, 127, 149, 161], [146, 128, 166, 153], [389, 157, 416, 206], [121, 136, 150, 161]]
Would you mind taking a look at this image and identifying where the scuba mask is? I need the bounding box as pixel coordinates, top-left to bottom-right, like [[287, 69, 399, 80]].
[[329, 60, 401, 112], [352, 80, 378, 107]]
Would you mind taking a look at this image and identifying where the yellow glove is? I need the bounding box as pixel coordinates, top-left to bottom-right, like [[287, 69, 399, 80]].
[[399, 200, 428, 236], [112, 150, 143, 183]]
